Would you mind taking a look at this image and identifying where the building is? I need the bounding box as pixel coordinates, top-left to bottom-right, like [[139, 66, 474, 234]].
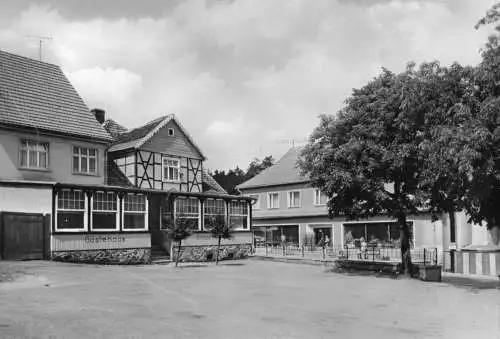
[[238, 147, 449, 250], [0, 50, 252, 263]]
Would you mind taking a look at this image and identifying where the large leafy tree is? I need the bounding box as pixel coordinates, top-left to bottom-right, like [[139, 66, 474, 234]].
[[435, 3, 500, 245], [410, 62, 478, 235], [299, 65, 438, 275]]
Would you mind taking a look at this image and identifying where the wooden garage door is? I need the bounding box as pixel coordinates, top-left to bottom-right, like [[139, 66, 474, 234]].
[[1, 213, 45, 260]]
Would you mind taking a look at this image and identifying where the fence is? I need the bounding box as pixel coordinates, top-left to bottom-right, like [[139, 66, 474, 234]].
[[254, 243, 439, 266], [440, 249, 500, 277]]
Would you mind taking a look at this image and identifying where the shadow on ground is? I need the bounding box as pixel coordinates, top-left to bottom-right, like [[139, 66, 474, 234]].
[[326, 266, 500, 290]]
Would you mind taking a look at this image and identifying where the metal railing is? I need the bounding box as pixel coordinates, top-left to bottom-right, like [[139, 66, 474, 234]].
[[254, 243, 439, 265]]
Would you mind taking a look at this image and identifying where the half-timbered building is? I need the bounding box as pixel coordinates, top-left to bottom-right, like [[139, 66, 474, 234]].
[[0, 50, 253, 264]]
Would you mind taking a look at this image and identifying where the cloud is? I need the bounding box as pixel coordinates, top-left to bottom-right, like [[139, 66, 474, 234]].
[[67, 67, 143, 112], [0, 0, 497, 169]]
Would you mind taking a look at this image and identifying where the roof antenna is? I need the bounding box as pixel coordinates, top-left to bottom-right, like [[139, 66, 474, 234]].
[[276, 138, 307, 149], [26, 35, 53, 61]]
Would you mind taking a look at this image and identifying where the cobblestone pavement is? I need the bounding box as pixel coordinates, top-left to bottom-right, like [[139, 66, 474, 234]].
[[0, 260, 499, 339]]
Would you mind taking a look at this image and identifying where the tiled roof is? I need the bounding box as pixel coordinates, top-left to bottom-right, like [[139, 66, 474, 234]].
[[202, 169, 227, 194], [0, 50, 112, 141], [237, 147, 309, 189], [108, 114, 206, 159], [103, 119, 128, 138], [106, 160, 133, 187]]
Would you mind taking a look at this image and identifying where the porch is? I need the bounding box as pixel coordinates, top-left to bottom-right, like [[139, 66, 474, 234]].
[[51, 183, 254, 264]]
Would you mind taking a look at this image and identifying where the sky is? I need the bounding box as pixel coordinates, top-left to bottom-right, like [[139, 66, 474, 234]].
[[0, 0, 497, 170]]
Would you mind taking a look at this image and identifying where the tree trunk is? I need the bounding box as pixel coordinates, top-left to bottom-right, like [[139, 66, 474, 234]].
[[398, 213, 413, 275], [215, 236, 221, 265], [175, 239, 182, 267]]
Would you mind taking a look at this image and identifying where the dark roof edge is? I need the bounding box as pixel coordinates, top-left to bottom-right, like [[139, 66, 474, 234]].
[[0, 122, 112, 143], [54, 182, 254, 200], [238, 179, 310, 190]]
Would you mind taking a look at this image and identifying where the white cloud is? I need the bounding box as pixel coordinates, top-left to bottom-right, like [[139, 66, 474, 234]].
[[0, 0, 497, 169], [67, 67, 143, 112]]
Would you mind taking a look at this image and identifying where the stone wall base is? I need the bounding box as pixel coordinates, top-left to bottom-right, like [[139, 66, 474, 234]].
[[172, 244, 252, 262], [51, 248, 151, 265]]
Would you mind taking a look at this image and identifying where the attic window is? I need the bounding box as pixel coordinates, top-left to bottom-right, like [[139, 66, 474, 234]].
[[168, 128, 174, 136]]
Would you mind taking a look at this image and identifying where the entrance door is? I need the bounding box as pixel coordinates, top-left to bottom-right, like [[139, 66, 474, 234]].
[[1, 213, 45, 260], [313, 227, 332, 245]]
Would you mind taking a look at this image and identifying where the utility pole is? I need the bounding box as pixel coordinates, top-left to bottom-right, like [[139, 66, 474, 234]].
[[26, 35, 52, 61]]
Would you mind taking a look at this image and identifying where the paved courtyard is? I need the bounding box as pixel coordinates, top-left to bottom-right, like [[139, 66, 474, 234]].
[[0, 260, 499, 339]]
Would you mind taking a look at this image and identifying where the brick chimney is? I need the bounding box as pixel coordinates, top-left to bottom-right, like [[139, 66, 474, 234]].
[[91, 108, 105, 125]]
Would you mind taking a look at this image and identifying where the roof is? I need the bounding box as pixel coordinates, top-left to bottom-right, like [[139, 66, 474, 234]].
[[106, 160, 134, 187], [108, 114, 206, 159], [0, 50, 112, 142], [103, 119, 128, 138], [202, 169, 227, 194], [237, 147, 309, 190]]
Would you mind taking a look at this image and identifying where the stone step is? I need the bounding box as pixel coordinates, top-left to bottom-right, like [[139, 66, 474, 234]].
[[151, 258, 171, 265]]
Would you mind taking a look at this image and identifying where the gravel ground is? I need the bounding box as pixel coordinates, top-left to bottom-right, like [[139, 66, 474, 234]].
[[0, 260, 499, 339]]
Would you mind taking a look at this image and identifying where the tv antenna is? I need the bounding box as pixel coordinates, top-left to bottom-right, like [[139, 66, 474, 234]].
[[276, 138, 308, 149], [26, 35, 53, 61]]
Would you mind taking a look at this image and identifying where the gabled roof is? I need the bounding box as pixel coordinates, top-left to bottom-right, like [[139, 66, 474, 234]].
[[202, 169, 227, 194], [103, 119, 128, 138], [237, 147, 309, 190], [108, 114, 206, 159], [0, 50, 112, 142]]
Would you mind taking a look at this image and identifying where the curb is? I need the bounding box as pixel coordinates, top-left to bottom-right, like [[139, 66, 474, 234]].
[[250, 255, 335, 266]]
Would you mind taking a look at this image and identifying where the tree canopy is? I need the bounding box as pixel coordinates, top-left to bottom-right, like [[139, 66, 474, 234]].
[[211, 156, 275, 194], [299, 3, 500, 271]]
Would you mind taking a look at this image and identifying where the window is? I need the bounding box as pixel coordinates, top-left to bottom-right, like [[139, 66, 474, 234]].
[[267, 192, 279, 209], [73, 147, 97, 174], [229, 201, 249, 230], [203, 198, 225, 231], [249, 194, 260, 210], [313, 189, 328, 206], [91, 192, 119, 231], [168, 128, 174, 136], [20, 140, 48, 169], [123, 194, 148, 230], [163, 157, 180, 182], [287, 191, 301, 208], [343, 221, 414, 248], [175, 197, 200, 230], [56, 189, 87, 231]]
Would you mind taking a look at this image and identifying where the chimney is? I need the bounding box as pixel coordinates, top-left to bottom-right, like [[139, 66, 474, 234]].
[[91, 108, 105, 125]]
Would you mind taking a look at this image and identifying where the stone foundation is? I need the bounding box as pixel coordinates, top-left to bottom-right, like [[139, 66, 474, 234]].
[[51, 248, 151, 265], [172, 244, 252, 262]]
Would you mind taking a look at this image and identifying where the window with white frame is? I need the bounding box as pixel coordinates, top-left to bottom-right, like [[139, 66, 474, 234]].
[[91, 191, 119, 231], [175, 197, 199, 229], [20, 140, 49, 169], [73, 146, 98, 174], [229, 200, 249, 229], [249, 194, 260, 210], [163, 157, 180, 182], [204, 198, 225, 231], [287, 191, 301, 208], [56, 189, 87, 231], [123, 194, 148, 230], [313, 188, 328, 206], [267, 192, 279, 209]]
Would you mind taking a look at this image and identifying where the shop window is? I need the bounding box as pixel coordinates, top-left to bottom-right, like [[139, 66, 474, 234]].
[[344, 222, 414, 248]]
